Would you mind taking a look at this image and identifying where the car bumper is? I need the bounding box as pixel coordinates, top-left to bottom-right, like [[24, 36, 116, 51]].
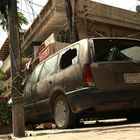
[[66, 87, 140, 113]]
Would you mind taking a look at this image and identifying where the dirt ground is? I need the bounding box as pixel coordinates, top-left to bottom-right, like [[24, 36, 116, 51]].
[[1, 119, 140, 140]]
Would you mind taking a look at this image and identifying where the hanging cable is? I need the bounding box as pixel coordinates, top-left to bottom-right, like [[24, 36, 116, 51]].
[[26, 0, 44, 8], [23, 0, 33, 22], [25, 0, 36, 19], [125, 32, 140, 38]]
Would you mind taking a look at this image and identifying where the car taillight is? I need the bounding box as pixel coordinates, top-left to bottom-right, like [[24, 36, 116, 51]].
[[83, 64, 94, 86]]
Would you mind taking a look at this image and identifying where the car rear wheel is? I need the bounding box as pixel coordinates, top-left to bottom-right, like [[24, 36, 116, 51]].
[[54, 95, 76, 129]]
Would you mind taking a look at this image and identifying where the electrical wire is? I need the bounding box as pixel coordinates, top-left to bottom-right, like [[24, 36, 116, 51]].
[[25, 0, 37, 19], [80, 0, 104, 37], [18, 8, 35, 17], [26, 0, 44, 8], [125, 32, 140, 38], [23, 0, 33, 22], [20, 0, 47, 24]]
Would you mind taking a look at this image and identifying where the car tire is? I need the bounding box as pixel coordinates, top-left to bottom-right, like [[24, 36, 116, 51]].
[[54, 95, 76, 129]]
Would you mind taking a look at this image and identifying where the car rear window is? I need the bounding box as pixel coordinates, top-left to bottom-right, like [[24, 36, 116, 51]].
[[93, 38, 140, 62], [121, 46, 140, 61]]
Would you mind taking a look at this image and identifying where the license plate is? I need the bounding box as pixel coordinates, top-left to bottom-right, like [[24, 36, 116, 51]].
[[123, 73, 140, 83]]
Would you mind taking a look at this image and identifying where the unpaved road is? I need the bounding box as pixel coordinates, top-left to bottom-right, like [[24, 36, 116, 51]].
[[1, 119, 140, 140]]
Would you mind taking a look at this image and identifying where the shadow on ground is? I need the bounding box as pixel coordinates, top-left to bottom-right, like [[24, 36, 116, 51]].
[[1, 119, 140, 138], [27, 119, 140, 137]]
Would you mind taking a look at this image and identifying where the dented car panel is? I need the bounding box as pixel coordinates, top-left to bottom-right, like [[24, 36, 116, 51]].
[[66, 87, 140, 113], [23, 37, 140, 126]]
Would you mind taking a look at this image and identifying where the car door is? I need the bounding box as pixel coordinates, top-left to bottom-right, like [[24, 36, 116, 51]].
[[58, 44, 83, 92], [33, 54, 59, 120], [23, 64, 43, 122]]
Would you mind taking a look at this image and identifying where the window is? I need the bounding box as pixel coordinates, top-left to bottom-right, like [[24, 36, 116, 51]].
[[39, 55, 58, 80], [121, 46, 140, 61], [23, 76, 32, 94], [59, 44, 79, 69], [93, 39, 140, 62], [31, 64, 43, 83], [24, 63, 43, 93]]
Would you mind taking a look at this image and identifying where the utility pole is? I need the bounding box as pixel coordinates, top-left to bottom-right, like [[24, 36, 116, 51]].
[[64, 0, 79, 43], [71, 0, 79, 42], [8, 0, 25, 137]]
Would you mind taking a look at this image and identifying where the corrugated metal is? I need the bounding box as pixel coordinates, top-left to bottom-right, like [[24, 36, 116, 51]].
[[0, 32, 25, 61]]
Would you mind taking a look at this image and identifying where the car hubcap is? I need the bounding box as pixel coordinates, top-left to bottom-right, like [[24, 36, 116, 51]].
[[55, 99, 67, 127]]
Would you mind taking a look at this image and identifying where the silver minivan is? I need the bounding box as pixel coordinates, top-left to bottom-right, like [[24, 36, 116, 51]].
[[23, 37, 140, 128]]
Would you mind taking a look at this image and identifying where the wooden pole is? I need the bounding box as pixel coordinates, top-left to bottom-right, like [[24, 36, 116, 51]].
[[8, 0, 25, 137]]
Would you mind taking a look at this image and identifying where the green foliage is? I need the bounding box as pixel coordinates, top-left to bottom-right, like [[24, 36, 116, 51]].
[[0, 13, 7, 31], [18, 11, 28, 27], [0, 101, 12, 121], [0, 1, 28, 31], [0, 69, 6, 79], [0, 69, 7, 95], [0, 71, 11, 124], [0, 85, 4, 96]]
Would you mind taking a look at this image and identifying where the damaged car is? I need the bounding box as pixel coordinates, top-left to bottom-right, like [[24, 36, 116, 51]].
[[23, 37, 140, 128]]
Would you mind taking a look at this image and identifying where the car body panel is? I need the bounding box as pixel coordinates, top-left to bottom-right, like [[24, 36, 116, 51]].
[[91, 62, 140, 91], [67, 87, 140, 113]]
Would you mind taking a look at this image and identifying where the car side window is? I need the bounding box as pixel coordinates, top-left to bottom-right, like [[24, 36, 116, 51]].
[[24, 63, 43, 93], [59, 44, 79, 69], [39, 55, 58, 81], [31, 64, 43, 84], [23, 76, 32, 94]]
